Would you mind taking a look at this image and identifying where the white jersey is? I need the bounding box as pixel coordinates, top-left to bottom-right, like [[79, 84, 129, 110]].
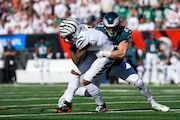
[[75, 25, 114, 52], [72, 25, 114, 82]]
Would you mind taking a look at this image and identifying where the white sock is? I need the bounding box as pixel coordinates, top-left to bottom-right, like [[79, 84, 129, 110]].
[[148, 97, 157, 107], [133, 79, 157, 106], [85, 83, 104, 105], [65, 74, 80, 103], [74, 87, 87, 96]]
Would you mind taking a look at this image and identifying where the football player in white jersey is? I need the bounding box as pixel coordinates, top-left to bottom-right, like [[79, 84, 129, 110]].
[[73, 12, 169, 112], [55, 18, 114, 113]]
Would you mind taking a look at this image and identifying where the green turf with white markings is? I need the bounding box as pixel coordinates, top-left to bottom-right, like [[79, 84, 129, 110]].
[[0, 84, 179, 120]]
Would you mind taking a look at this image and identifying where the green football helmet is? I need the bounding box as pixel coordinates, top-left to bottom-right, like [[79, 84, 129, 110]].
[[103, 12, 121, 38]]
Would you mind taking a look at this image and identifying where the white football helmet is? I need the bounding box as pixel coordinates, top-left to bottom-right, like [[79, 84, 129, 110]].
[[59, 18, 80, 44]]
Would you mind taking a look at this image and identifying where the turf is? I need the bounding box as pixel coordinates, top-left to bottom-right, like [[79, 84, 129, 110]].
[[0, 83, 179, 120]]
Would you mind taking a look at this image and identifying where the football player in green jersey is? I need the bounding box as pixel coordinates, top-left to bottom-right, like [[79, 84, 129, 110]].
[[74, 12, 169, 112], [34, 36, 53, 85], [144, 32, 160, 85]]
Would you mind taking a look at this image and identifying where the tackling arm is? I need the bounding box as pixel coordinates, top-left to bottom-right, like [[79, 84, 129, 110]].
[[96, 40, 129, 60], [110, 40, 129, 59]]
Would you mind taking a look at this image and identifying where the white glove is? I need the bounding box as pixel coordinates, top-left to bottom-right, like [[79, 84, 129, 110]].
[[47, 53, 52, 59], [96, 51, 111, 58]]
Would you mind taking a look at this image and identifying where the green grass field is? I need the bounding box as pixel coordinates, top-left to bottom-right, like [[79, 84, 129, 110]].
[[0, 83, 179, 120]]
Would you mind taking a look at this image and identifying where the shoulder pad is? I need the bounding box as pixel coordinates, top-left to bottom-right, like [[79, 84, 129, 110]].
[[80, 24, 92, 31], [120, 26, 132, 41], [95, 22, 104, 28]]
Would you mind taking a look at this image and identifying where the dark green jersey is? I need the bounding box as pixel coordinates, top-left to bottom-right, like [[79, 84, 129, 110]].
[[34, 41, 50, 58], [142, 8, 155, 22], [145, 39, 159, 54], [95, 22, 132, 45], [158, 55, 167, 61]]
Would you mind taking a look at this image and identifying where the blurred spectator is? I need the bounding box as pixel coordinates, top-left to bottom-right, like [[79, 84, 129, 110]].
[[89, 0, 101, 20], [79, 1, 90, 23], [125, 39, 140, 72], [69, 0, 80, 19], [87, 0, 101, 26], [144, 32, 160, 85], [126, 8, 139, 30], [113, 0, 130, 19], [0, 0, 180, 35], [137, 17, 148, 31], [138, 0, 149, 7], [100, 0, 115, 16], [144, 18, 155, 30], [142, 6, 155, 22], [0, 19, 8, 35], [54, 0, 69, 20], [164, 7, 180, 29], [3, 39, 17, 84], [0, 41, 4, 59]]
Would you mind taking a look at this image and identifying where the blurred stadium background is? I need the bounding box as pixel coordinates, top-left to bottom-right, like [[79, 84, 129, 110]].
[[0, 0, 180, 83]]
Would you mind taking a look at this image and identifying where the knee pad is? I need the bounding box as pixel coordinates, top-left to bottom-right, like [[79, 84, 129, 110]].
[[134, 79, 144, 89], [126, 74, 139, 84]]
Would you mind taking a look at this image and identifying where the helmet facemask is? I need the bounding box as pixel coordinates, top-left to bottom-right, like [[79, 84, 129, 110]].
[[105, 25, 119, 38], [103, 12, 121, 38], [64, 33, 78, 45]]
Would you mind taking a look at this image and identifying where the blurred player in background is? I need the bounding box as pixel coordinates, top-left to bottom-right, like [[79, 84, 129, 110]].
[[144, 32, 160, 85], [34, 36, 52, 85], [125, 39, 140, 72], [168, 50, 180, 85], [74, 12, 169, 112], [157, 49, 170, 84], [56, 18, 114, 113]]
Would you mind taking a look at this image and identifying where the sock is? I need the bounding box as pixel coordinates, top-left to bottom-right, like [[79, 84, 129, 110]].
[[74, 87, 87, 96], [134, 79, 157, 106], [65, 74, 80, 103], [85, 83, 104, 105], [148, 97, 157, 107]]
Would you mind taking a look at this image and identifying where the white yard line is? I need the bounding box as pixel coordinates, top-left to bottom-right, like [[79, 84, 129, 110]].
[[1, 100, 179, 108], [1, 95, 179, 102], [0, 109, 180, 118]]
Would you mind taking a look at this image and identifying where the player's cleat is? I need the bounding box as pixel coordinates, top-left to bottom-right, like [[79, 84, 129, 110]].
[[95, 103, 108, 112], [152, 103, 170, 112], [55, 101, 72, 113]]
